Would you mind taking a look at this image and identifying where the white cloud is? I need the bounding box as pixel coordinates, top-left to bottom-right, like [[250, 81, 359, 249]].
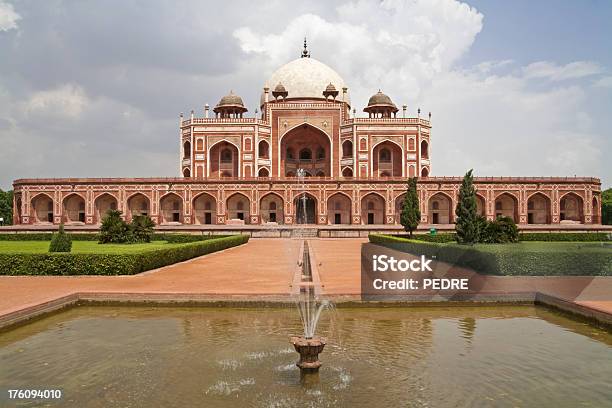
[[232, 0, 607, 184], [422, 69, 603, 179], [523, 61, 603, 81], [593, 76, 612, 88], [24, 84, 89, 118], [0, 0, 20, 31], [234, 0, 484, 109]]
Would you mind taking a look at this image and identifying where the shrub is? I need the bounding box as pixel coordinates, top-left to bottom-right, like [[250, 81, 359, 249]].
[[99, 210, 132, 243], [130, 215, 155, 243], [481, 216, 519, 243], [0, 235, 249, 275], [49, 224, 72, 252]]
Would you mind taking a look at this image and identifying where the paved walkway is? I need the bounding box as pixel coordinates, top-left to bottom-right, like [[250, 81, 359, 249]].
[[0, 239, 300, 318]]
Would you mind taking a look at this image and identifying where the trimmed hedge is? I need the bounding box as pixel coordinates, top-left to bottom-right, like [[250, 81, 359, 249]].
[[0, 233, 101, 241], [381, 232, 611, 244], [0, 234, 249, 276], [161, 234, 229, 243], [519, 232, 611, 242], [0, 232, 230, 242], [404, 233, 456, 243], [369, 234, 612, 276]]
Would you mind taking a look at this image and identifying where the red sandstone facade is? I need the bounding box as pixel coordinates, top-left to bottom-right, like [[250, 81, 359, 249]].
[[11, 49, 603, 227]]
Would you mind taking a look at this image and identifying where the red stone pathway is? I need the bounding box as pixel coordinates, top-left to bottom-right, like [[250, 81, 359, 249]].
[[0, 239, 299, 319], [0, 238, 611, 327]]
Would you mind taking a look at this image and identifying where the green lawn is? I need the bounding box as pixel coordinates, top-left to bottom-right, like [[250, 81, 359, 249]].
[[0, 241, 184, 254]]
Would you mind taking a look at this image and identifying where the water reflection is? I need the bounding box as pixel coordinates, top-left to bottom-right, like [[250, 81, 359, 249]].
[[0, 306, 610, 408]]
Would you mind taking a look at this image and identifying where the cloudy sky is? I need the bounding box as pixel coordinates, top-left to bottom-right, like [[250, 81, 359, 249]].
[[1, 0, 610, 190]]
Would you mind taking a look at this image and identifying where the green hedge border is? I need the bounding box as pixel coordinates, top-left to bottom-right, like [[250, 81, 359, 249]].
[[0, 235, 249, 276], [369, 234, 612, 276], [0, 233, 231, 242], [391, 232, 611, 243]]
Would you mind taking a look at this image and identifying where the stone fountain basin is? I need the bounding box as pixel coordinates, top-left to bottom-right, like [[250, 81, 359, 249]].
[[291, 336, 326, 370]]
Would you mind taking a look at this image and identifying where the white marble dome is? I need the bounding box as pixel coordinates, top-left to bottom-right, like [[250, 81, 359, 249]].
[[261, 57, 350, 106]]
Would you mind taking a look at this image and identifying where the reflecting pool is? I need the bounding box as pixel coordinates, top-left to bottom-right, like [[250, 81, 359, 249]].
[[1, 306, 611, 407]]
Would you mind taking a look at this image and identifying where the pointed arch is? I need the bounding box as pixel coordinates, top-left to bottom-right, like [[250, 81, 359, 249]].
[[293, 192, 318, 224], [258, 139, 269, 159], [208, 139, 240, 179], [342, 139, 353, 158], [420, 140, 429, 159], [527, 192, 551, 224], [260, 192, 284, 224], [327, 192, 352, 225], [279, 123, 332, 177], [94, 193, 118, 223], [159, 192, 183, 224], [494, 192, 519, 223], [372, 139, 404, 178], [559, 192, 584, 223], [31, 193, 54, 224], [193, 192, 217, 225], [361, 192, 386, 225], [226, 192, 251, 223], [428, 192, 453, 224], [62, 193, 86, 224], [127, 193, 150, 221]]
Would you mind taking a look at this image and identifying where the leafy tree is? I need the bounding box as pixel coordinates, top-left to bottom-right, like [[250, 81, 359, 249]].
[[130, 215, 155, 243], [400, 177, 421, 238], [0, 189, 13, 225], [99, 210, 132, 243], [49, 223, 72, 252], [455, 169, 480, 244], [602, 188, 612, 225]]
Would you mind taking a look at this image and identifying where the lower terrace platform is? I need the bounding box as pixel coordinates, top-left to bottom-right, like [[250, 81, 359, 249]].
[[2, 223, 611, 238]]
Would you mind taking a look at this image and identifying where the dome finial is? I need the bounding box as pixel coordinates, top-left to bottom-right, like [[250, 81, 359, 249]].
[[301, 36, 310, 58]]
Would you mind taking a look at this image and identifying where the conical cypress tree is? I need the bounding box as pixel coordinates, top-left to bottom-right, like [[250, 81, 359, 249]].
[[400, 177, 421, 238], [49, 223, 72, 252], [455, 169, 480, 244]]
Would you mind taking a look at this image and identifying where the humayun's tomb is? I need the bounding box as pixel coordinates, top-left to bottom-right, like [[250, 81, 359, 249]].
[[11, 43, 603, 232]]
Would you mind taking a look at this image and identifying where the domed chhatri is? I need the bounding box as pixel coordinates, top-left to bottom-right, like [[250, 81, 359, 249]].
[[272, 82, 289, 101], [364, 90, 399, 118], [214, 90, 248, 118], [322, 82, 339, 100], [261, 57, 349, 106]]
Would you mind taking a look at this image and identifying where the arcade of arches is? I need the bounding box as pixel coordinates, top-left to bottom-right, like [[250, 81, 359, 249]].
[[17, 183, 601, 226]]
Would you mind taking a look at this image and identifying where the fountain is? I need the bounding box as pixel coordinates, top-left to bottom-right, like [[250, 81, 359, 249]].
[[290, 168, 330, 372], [291, 240, 329, 372]]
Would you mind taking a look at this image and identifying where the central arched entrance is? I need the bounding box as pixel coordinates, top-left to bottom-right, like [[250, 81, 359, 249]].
[[280, 124, 331, 177], [294, 193, 317, 224]]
